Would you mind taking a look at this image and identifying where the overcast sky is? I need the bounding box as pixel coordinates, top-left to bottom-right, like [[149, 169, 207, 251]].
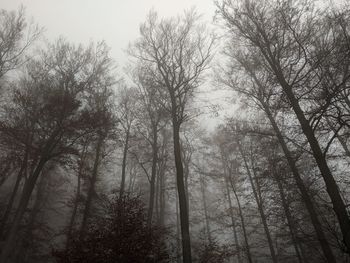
[[2, 0, 216, 66], [1, 0, 222, 128], [2, 0, 345, 129]]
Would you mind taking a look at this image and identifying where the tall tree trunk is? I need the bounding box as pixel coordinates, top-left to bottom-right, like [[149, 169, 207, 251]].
[[80, 135, 103, 238], [119, 125, 130, 198], [0, 156, 47, 263], [147, 130, 158, 227], [0, 171, 23, 239], [66, 148, 85, 249], [173, 121, 192, 263], [184, 157, 190, 215], [238, 143, 278, 263], [17, 169, 47, 262], [158, 157, 166, 227], [224, 174, 242, 263], [228, 175, 253, 263], [155, 171, 160, 223], [262, 100, 336, 262], [0, 171, 22, 239], [200, 172, 211, 244], [224, 176, 242, 263], [0, 150, 28, 238], [158, 129, 168, 228], [274, 169, 304, 263], [176, 188, 182, 263], [275, 67, 350, 254]]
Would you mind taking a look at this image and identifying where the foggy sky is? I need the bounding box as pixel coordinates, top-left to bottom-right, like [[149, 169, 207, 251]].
[[3, 0, 345, 129], [1, 0, 216, 66]]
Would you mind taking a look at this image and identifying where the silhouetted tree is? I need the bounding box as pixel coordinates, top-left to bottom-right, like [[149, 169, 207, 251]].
[[0, 39, 115, 262], [129, 10, 215, 263]]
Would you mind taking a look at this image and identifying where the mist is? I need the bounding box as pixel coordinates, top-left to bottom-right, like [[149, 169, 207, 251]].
[[0, 0, 349, 262]]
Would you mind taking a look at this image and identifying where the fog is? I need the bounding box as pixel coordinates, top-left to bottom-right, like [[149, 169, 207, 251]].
[[0, 1, 350, 263]]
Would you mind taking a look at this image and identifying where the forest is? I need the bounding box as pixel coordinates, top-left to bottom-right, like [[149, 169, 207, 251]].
[[0, 0, 350, 262]]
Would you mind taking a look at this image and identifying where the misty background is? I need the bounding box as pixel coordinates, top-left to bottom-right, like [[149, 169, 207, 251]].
[[0, 0, 350, 263]]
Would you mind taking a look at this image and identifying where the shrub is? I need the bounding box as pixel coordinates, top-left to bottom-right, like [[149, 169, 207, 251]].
[[53, 195, 169, 263]]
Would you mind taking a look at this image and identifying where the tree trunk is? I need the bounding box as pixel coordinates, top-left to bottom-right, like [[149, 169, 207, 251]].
[[228, 175, 253, 263], [147, 130, 158, 227], [17, 169, 47, 262], [262, 101, 336, 262], [119, 125, 130, 198], [155, 171, 160, 223], [0, 174, 22, 239], [158, 161, 166, 227], [274, 169, 304, 263], [274, 66, 350, 254], [66, 150, 84, 249], [176, 188, 182, 263], [224, 176, 242, 263], [0, 170, 23, 239], [0, 153, 27, 238], [0, 156, 47, 263], [184, 157, 190, 215], [238, 143, 278, 263], [80, 135, 103, 238], [173, 122, 192, 263], [200, 172, 211, 244]]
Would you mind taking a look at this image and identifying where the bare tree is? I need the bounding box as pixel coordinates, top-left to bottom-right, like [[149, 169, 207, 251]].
[[65, 139, 89, 249], [0, 6, 41, 80], [237, 138, 278, 263], [130, 65, 169, 226], [217, 48, 335, 260], [117, 85, 137, 198], [129, 10, 215, 263], [0, 39, 115, 262], [216, 0, 350, 254], [80, 78, 117, 238], [0, 7, 41, 205]]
